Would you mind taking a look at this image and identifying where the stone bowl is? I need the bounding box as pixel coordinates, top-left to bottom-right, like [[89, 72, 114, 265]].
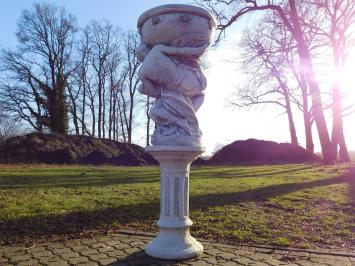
[[137, 4, 216, 47]]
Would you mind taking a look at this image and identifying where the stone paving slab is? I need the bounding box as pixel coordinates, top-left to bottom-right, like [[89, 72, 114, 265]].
[[0, 232, 354, 265]]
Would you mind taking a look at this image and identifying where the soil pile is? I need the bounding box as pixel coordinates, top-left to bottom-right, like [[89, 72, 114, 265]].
[[0, 133, 157, 166], [209, 139, 320, 165]]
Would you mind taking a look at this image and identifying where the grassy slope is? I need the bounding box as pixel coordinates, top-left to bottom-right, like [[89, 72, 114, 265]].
[[0, 164, 354, 249]]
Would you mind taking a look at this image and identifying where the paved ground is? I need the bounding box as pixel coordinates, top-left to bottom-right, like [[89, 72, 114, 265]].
[[0, 232, 354, 265]]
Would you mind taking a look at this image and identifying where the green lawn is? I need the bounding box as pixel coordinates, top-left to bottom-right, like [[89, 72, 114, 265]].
[[0, 163, 354, 250]]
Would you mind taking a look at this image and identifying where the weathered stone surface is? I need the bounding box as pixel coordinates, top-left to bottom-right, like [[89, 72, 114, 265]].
[[32, 250, 53, 258], [9, 254, 32, 263], [98, 257, 117, 265], [51, 248, 73, 255], [137, 4, 216, 146], [80, 249, 100, 256], [105, 250, 127, 258], [47, 262, 69, 266], [60, 252, 81, 260], [67, 256, 89, 264]]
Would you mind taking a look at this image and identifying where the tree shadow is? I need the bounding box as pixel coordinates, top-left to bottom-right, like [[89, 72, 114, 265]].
[[0, 164, 318, 189], [1, 166, 353, 245], [191, 172, 352, 208], [192, 164, 318, 180], [0, 171, 161, 189]]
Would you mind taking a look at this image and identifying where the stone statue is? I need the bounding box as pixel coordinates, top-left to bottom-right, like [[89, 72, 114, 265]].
[[137, 4, 216, 146], [137, 5, 216, 260]]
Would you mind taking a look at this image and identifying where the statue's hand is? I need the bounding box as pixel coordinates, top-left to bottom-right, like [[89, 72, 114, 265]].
[[137, 42, 151, 62], [139, 83, 161, 98]]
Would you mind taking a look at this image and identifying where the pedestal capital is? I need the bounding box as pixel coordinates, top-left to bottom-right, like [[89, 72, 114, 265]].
[[146, 145, 204, 160]]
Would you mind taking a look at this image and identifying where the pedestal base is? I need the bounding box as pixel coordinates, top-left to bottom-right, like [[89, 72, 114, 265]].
[[145, 227, 203, 260], [144, 145, 204, 260]]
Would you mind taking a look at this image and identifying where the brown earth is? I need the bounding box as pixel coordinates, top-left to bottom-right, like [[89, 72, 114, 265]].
[[208, 139, 320, 165], [0, 133, 157, 166]]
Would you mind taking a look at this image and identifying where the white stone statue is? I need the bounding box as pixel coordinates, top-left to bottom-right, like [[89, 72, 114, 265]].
[[137, 4, 216, 260], [137, 4, 216, 146]]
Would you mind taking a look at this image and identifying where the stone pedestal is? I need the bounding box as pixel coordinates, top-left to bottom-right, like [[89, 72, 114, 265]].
[[145, 145, 204, 260]]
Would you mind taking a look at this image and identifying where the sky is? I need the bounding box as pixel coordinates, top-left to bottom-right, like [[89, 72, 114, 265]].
[[0, 0, 354, 155]]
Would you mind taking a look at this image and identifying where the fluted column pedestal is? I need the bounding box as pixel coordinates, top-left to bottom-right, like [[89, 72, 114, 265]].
[[145, 145, 204, 260]]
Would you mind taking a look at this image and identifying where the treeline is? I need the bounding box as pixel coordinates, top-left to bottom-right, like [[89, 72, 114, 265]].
[[197, 0, 355, 163], [0, 3, 153, 145]]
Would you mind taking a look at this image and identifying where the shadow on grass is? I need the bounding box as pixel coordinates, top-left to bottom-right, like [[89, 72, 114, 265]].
[[192, 164, 318, 180], [0, 164, 317, 189], [191, 170, 353, 209], [1, 167, 354, 244], [0, 171, 161, 189]]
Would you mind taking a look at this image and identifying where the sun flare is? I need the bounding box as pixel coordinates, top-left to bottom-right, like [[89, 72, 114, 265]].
[[337, 51, 355, 97]]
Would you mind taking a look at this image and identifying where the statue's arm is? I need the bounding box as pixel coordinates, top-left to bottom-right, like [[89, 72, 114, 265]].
[[154, 43, 209, 56]]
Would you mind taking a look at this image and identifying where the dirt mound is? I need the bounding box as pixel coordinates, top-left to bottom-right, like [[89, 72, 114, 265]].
[[0, 133, 157, 166], [209, 139, 320, 165]]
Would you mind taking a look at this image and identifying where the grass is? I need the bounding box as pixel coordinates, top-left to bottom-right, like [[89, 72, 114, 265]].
[[0, 163, 354, 250]]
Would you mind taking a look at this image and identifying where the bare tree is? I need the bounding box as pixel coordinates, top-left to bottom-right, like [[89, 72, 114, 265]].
[[0, 3, 77, 134], [88, 20, 120, 139], [144, 96, 154, 146], [236, 17, 299, 145], [120, 31, 141, 144], [305, 0, 355, 162], [107, 52, 122, 140], [75, 27, 93, 136], [0, 105, 22, 143], [237, 10, 321, 151], [197, 0, 335, 162]]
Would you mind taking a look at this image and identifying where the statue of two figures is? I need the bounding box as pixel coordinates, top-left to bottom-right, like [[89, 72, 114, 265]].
[[137, 5, 216, 147]]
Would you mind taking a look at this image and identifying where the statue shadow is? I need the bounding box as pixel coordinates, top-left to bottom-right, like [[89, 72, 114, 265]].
[[109, 251, 185, 265]]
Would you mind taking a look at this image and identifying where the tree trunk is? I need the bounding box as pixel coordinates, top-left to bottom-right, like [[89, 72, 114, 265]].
[[90, 99, 95, 137], [330, 37, 351, 162], [299, 71, 314, 153], [128, 94, 133, 144], [102, 78, 106, 139], [117, 97, 127, 143], [68, 85, 79, 135], [98, 73, 102, 138], [47, 76, 68, 134], [331, 84, 350, 162], [112, 88, 116, 140], [284, 91, 298, 145], [81, 81, 86, 135], [71, 99, 80, 135], [273, 69, 298, 145], [289, 0, 334, 163]]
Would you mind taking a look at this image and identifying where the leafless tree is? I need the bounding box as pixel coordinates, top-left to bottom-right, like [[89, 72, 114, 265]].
[[197, 0, 335, 163], [304, 0, 355, 162], [0, 3, 78, 134], [106, 51, 123, 140], [0, 106, 22, 143], [87, 20, 121, 139], [119, 31, 141, 144], [75, 27, 93, 136], [236, 16, 299, 145]]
